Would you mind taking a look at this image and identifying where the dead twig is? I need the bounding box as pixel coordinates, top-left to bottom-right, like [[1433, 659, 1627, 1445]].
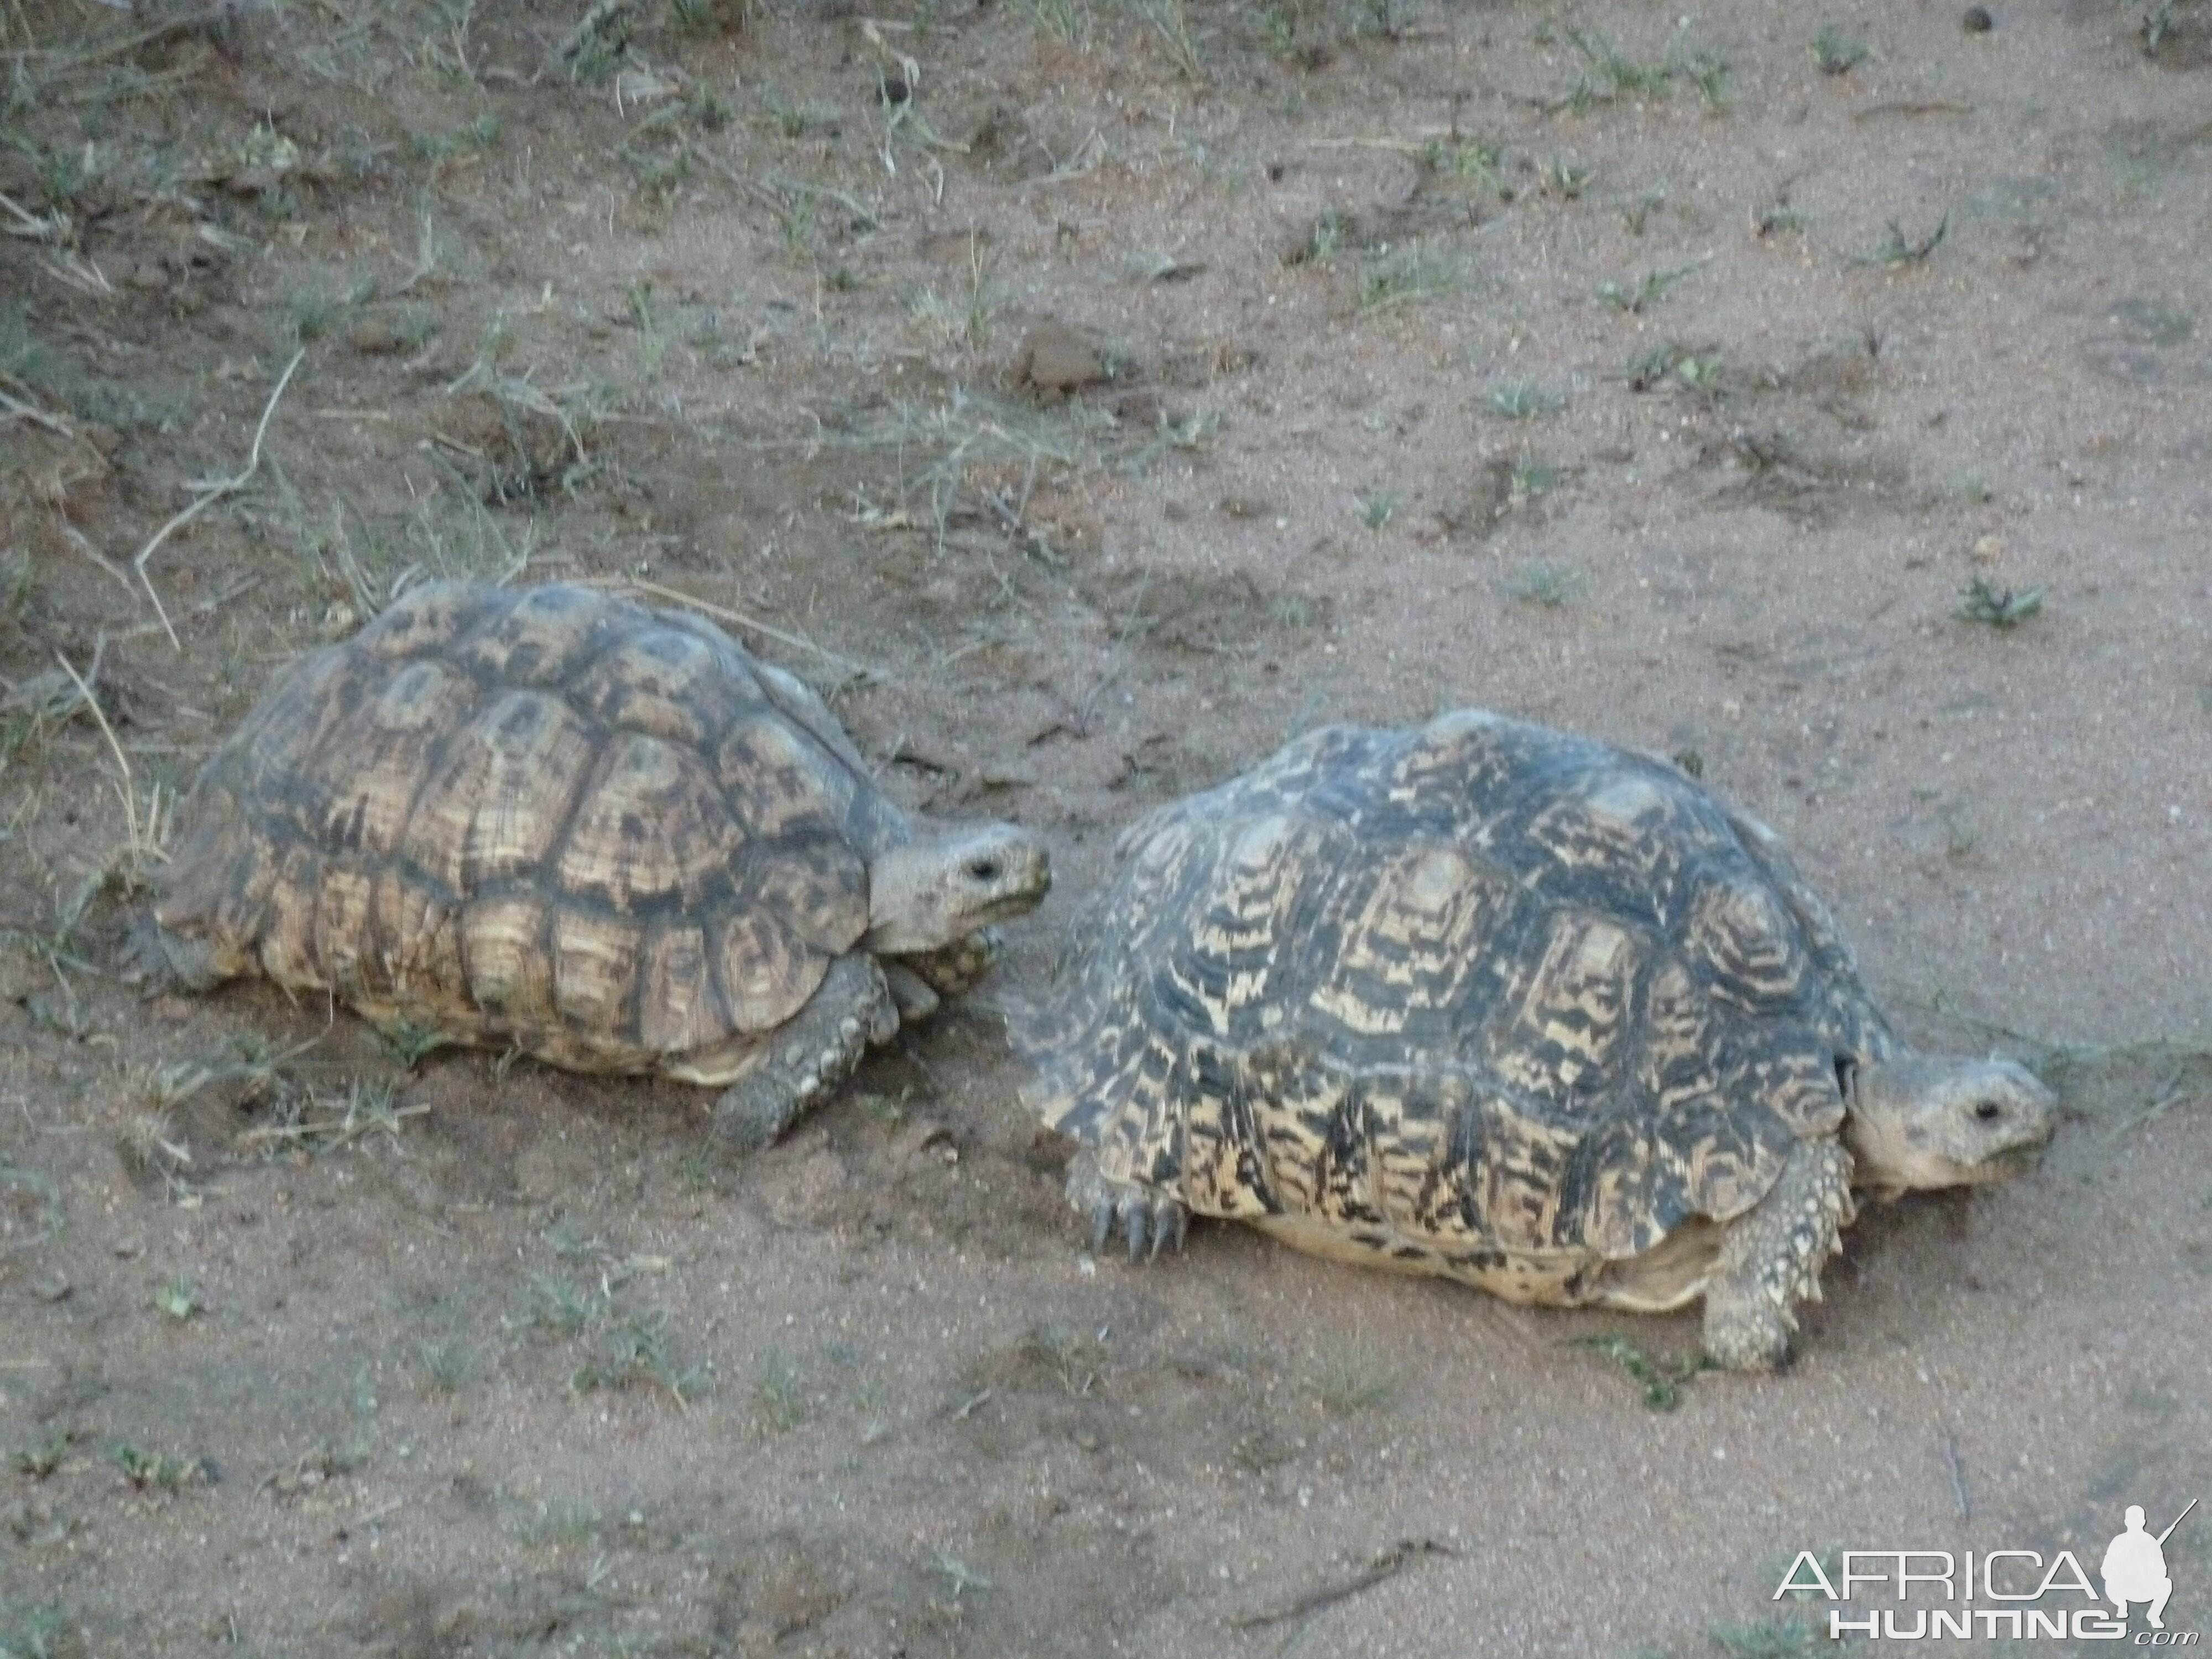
[[1938, 1423, 1970, 1520], [133, 348, 304, 650], [1229, 1537, 1457, 1631]]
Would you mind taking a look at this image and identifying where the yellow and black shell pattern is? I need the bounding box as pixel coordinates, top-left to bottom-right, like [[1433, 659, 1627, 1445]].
[[1018, 708, 1901, 1286], [155, 582, 912, 1081]]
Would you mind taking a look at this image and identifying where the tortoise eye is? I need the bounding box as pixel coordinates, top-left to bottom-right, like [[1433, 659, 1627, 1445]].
[[966, 857, 1004, 883], [1973, 1099, 2003, 1121]]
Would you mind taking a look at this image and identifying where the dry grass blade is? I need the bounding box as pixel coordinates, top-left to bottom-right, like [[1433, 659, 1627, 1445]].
[[133, 347, 306, 649], [54, 648, 172, 877]]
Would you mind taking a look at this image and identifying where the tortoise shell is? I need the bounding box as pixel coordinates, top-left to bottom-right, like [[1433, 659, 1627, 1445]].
[[156, 581, 914, 1081], [1018, 708, 1903, 1301]]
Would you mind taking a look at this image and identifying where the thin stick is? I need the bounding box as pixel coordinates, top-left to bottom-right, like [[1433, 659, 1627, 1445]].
[[1229, 1538, 1455, 1630], [1938, 1423, 1970, 1520], [132, 348, 305, 650]]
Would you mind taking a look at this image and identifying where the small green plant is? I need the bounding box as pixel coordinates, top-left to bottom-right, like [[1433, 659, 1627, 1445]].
[[1595, 263, 1702, 314], [1357, 247, 1457, 315], [1811, 27, 1869, 75], [1959, 576, 2043, 628], [1563, 26, 1672, 96], [1358, 488, 1401, 530], [1507, 562, 1576, 607], [1687, 55, 1730, 110], [573, 1316, 703, 1404], [528, 1274, 603, 1336], [515, 1498, 600, 1546], [154, 1274, 200, 1322], [1488, 380, 1553, 420], [1571, 1333, 1712, 1408], [1752, 199, 1807, 236], [376, 1015, 452, 1070], [1425, 137, 1505, 194], [111, 1443, 200, 1490], [1859, 215, 1948, 267], [418, 1340, 471, 1393], [1543, 157, 1592, 197], [1310, 1343, 1395, 1416], [1509, 459, 1560, 501], [754, 1348, 811, 1431], [15, 1433, 70, 1480], [1301, 208, 1344, 265]]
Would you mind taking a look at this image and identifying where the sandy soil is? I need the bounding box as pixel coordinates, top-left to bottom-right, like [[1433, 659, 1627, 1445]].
[[2, 0, 2209, 1653]]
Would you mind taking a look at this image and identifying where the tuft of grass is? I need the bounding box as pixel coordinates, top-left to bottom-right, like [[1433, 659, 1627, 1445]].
[[1687, 55, 1730, 110], [1424, 136, 1506, 196], [1595, 262, 1703, 314], [1571, 1333, 1712, 1408], [1356, 246, 1458, 315], [1487, 380, 1554, 420], [153, 1274, 201, 1322], [572, 1315, 704, 1405], [1858, 214, 1948, 267], [1811, 27, 1869, 75], [417, 1340, 472, 1394], [376, 1015, 455, 1070], [754, 1348, 812, 1431], [1357, 488, 1401, 530], [1507, 562, 1577, 608], [1134, 0, 1206, 81], [1563, 26, 1672, 96], [1309, 1343, 1395, 1416], [111, 1443, 201, 1491], [15, 1433, 72, 1480], [1017, 0, 1095, 50], [515, 1499, 600, 1547], [1958, 576, 2043, 628], [1509, 459, 1561, 502]]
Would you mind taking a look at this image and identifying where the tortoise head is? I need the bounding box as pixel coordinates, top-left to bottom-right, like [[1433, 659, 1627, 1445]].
[[864, 822, 1051, 957], [1840, 1054, 2055, 1198]]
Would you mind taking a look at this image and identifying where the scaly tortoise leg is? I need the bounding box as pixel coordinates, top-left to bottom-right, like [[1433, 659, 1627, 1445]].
[[711, 954, 897, 1150], [1700, 1139, 1855, 1371]]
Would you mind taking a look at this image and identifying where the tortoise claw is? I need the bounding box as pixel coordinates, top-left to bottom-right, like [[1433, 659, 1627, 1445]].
[[1065, 1150, 1187, 1265]]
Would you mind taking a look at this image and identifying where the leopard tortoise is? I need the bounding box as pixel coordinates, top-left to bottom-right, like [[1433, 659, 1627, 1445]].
[[129, 581, 1050, 1147], [1016, 709, 2052, 1369]]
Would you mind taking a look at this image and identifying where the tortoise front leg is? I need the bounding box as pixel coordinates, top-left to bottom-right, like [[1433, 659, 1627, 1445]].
[[1700, 1139, 1854, 1371], [711, 954, 897, 1150]]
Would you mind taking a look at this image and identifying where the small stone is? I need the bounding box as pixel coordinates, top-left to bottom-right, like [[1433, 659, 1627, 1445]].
[[1961, 5, 1993, 30], [1016, 323, 1105, 395]]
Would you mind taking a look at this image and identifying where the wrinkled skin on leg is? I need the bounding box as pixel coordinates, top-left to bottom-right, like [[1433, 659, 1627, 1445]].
[[1700, 1139, 1854, 1371], [712, 954, 898, 1150]]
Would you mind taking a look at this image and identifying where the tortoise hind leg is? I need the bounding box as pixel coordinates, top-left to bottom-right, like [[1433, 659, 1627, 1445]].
[[1700, 1139, 1854, 1371], [1066, 1147, 1189, 1262], [711, 954, 896, 1151], [118, 915, 227, 995]]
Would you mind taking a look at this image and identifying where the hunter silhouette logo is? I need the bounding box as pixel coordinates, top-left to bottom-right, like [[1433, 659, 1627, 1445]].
[[1774, 1498, 2200, 1643], [2105, 1502, 2193, 1631]]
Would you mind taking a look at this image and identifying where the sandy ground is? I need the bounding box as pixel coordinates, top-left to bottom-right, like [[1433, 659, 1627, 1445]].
[[2, 0, 2209, 1653]]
